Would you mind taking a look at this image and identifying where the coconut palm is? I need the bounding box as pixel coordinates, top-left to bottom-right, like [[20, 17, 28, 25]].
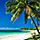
[[6, 0, 40, 34]]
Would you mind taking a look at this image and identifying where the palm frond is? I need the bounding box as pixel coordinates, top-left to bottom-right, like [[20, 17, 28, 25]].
[[6, 0, 40, 24], [11, 8, 24, 22]]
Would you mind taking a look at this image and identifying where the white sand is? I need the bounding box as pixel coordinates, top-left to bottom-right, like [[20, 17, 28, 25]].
[[0, 30, 39, 40]]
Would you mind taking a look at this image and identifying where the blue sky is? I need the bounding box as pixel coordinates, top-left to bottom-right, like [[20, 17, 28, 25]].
[[0, 0, 38, 29]]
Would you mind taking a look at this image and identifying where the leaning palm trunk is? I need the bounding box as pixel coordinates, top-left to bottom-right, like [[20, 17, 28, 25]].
[[25, 5, 40, 35], [30, 15, 40, 36]]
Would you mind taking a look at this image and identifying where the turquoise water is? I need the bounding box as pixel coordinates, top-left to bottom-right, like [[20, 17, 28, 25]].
[[0, 30, 30, 35]]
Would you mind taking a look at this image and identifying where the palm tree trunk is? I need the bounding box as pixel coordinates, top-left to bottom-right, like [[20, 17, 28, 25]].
[[30, 15, 40, 35]]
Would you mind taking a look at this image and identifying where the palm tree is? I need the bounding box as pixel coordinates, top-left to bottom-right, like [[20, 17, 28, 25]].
[[6, 0, 40, 34]]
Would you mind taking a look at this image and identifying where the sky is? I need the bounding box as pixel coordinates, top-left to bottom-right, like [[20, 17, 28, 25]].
[[0, 0, 38, 30]]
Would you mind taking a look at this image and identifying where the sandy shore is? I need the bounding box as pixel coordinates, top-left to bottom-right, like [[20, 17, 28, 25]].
[[0, 30, 39, 40]]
